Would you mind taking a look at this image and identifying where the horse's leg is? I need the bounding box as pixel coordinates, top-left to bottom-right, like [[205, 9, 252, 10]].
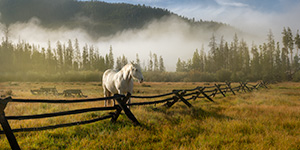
[[128, 89, 133, 109], [107, 92, 112, 106], [104, 87, 110, 107], [113, 94, 116, 106], [117, 89, 124, 107]]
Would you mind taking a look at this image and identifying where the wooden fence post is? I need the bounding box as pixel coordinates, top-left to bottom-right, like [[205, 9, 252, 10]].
[[0, 97, 21, 150], [163, 96, 179, 108], [250, 83, 259, 90], [110, 105, 122, 123], [114, 93, 140, 126], [226, 82, 235, 95], [261, 81, 268, 88], [173, 90, 193, 108], [192, 91, 201, 101], [197, 87, 215, 102], [111, 93, 131, 123], [239, 82, 247, 92], [243, 82, 252, 92], [215, 84, 226, 97]]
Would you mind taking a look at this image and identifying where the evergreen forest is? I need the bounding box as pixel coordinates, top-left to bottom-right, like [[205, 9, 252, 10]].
[[0, 0, 300, 82], [175, 28, 300, 82], [1, 27, 300, 82]]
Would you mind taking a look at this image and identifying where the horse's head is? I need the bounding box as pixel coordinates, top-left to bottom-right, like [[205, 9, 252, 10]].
[[126, 63, 144, 83]]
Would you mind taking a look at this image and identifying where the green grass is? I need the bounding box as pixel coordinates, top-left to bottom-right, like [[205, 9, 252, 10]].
[[0, 82, 299, 149]]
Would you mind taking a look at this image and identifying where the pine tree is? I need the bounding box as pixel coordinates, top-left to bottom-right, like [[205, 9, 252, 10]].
[[89, 45, 95, 70], [73, 38, 81, 70], [136, 53, 141, 67], [82, 44, 89, 70], [191, 49, 200, 70], [107, 45, 114, 69], [267, 30, 275, 69], [46, 41, 54, 72], [115, 55, 128, 70], [274, 42, 283, 80], [218, 36, 225, 69], [65, 39, 73, 71], [176, 58, 183, 72], [121, 55, 128, 66], [282, 27, 291, 78], [159, 55, 165, 72], [116, 56, 122, 70], [250, 43, 261, 80], [294, 30, 300, 73], [295, 30, 300, 57], [56, 41, 64, 71], [153, 53, 159, 71], [148, 52, 153, 71], [240, 39, 250, 75], [199, 45, 206, 71], [223, 42, 229, 70], [230, 33, 239, 73], [105, 55, 110, 70], [287, 27, 294, 64], [208, 34, 218, 72]]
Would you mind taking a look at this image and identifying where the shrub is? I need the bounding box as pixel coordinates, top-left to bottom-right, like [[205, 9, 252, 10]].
[[292, 71, 300, 82], [216, 69, 232, 82]]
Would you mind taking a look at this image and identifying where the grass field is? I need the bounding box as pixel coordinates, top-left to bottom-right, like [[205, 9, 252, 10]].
[[0, 82, 299, 149]]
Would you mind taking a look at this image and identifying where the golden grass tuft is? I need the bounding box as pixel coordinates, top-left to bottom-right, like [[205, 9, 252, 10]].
[[0, 82, 299, 149]]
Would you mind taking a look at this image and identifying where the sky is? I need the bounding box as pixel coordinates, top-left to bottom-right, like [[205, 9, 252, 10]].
[[104, 0, 300, 37]]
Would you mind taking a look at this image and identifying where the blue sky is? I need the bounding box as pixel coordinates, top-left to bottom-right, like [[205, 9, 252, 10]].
[[104, 0, 296, 14], [103, 0, 300, 35]]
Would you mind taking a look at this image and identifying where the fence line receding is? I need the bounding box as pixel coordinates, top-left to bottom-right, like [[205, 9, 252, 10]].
[[0, 81, 268, 150]]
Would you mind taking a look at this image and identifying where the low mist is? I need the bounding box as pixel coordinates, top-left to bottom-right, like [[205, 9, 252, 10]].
[[0, 15, 270, 71]]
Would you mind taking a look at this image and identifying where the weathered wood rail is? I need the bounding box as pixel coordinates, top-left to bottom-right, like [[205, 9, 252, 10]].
[[0, 81, 268, 150], [30, 87, 58, 95]]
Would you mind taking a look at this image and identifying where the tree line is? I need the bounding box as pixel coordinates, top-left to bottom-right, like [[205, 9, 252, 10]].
[[176, 27, 300, 82], [0, 35, 166, 81], [1, 27, 300, 82]]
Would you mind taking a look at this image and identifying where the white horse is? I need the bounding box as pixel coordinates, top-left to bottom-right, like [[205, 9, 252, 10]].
[[102, 63, 144, 106]]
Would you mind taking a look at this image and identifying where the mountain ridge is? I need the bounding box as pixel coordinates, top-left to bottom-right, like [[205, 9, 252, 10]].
[[0, 0, 234, 38]]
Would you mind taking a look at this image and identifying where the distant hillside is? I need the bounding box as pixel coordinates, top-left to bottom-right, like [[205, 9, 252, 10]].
[[0, 0, 232, 38]]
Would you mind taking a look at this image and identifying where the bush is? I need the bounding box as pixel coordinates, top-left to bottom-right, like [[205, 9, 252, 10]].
[[231, 71, 247, 82], [63, 71, 103, 82], [292, 71, 300, 82], [183, 71, 215, 82], [216, 69, 232, 82]]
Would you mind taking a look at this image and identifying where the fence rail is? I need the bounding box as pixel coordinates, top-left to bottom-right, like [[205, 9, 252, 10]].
[[0, 81, 268, 150]]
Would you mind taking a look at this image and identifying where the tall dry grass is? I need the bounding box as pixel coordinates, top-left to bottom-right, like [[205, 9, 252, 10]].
[[0, 82, 299, 149]]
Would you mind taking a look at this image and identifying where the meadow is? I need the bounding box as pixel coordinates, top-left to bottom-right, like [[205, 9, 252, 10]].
[[0, 81, 299, 149]]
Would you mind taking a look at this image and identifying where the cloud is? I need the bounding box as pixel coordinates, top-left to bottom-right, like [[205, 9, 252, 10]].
[[1, 15, 240, 71], [3, 17, 93, 46], [167, 0, 300, 43], [215, 0, 248, 7]]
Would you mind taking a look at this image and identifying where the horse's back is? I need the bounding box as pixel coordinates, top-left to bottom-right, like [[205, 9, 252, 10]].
[[103, 69, 115, 79], [102, 69, 118, 94]]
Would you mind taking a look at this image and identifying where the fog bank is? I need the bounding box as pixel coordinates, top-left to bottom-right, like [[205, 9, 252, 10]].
[[0, 15, 267, 71]]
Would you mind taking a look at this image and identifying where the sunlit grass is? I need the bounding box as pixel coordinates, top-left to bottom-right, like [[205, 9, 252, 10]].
[[0, 82, 299, 149]]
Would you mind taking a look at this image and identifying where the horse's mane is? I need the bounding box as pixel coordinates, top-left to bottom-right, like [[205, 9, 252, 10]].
[[121, 63, 142, 80], [122, 63, 141, 71]]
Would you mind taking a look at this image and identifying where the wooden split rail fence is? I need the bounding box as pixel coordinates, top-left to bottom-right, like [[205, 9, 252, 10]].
[[0, 81, 268, 150]]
